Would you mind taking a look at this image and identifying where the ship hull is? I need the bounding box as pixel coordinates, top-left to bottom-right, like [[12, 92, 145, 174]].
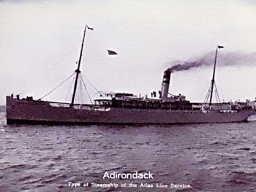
[[6, 96, 256, 125]]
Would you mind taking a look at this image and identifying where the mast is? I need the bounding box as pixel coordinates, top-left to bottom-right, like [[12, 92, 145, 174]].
[[209, 45, 224, 106], [70, 25, 93, 107]]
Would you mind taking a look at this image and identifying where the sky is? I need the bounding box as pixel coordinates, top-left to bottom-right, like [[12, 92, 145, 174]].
[[0, 0, 256, 105]]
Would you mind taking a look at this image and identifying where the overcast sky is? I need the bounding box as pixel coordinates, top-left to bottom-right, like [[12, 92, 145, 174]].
[[1, 0, 256, 105]]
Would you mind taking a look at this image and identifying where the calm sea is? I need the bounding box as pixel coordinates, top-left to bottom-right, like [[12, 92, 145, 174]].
[[1, 111, 256, 192]]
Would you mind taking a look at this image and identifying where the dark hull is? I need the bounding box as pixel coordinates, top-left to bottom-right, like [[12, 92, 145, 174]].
[[6, 96, 256, 125]]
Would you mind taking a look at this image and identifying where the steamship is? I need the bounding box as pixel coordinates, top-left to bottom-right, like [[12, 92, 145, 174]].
[[6, 26, 256, 125]]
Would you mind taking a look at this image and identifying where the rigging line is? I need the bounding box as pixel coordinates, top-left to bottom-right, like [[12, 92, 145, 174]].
[[65, 74, 76, 101], [214, 83, 221, 103], [81, 78, 87, 104], [78, 77, 84, 104], [80, 77, 86, 104], [81, 76, 93, 104], [214, 91, 218, 103], [213, 83, 217, 102], [79, 78, 83, 104], [77, 77, 80, 103], [68, 74, 77, 101], [204, 87, 211, 103], [39, 72, 76, 100], [216, 86, 221, 102], [83, 75, 100, 93], [77, 77, 82, 104], [76, 77, 80, 104]]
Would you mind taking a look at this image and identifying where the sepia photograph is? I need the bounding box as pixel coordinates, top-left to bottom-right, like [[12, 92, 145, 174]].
[[1, 0, 256, 191]]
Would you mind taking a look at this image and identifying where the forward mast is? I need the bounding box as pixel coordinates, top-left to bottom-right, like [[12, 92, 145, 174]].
[[70, 25, 93, 107]]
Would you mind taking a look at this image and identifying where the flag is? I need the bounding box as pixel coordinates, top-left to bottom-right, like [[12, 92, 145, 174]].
[[86, 26, 94, 30], [107, 50, 118, 55], [218, 45, 224, 49]]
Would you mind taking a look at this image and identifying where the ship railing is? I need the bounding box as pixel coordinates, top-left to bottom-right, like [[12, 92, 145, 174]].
[[49, 102, 111, 111], [73, 104, 111, 111], [49, 102, 71, 108], [49, 102, 93, 108], [219, 109, 238, 113]]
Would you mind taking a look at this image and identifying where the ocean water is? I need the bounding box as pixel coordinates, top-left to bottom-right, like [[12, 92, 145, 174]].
[[1, 111, 256, 192]]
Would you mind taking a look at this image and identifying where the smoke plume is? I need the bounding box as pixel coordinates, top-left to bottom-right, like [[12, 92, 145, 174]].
[[168, 51, 256, 72]]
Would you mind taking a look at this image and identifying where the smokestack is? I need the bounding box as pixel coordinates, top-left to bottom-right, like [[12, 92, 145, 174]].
[[161, 70, 171, 98]]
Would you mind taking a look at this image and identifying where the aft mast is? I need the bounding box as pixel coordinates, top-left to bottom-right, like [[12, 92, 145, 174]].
[[209, 45, 224, 106], [70, 25, 93, 107]]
